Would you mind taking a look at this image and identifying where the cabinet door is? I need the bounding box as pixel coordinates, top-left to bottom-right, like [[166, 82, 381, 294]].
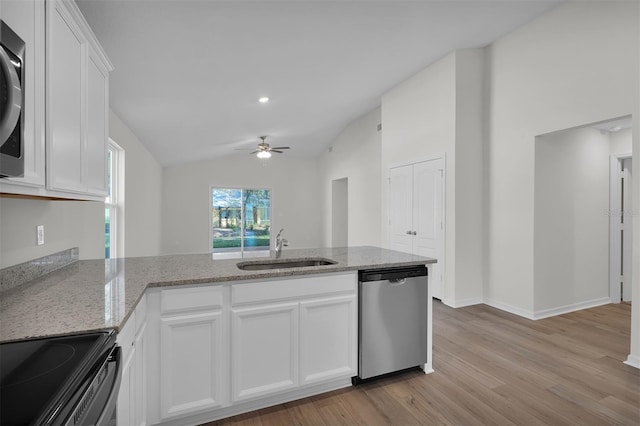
[[85, 47, 108, 196], [2, 0, 46, 187], [389, 164, 414, 254], [116, 326, 136, 425], [300, 295, 357, 385], [46, 0, 85, 193], [159, 311, 224, 420], [132, 322, 147, 426], [231, 302, 299, 402]]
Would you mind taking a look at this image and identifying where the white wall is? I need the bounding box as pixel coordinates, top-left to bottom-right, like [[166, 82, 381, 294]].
[[610, 127, 632, 155], [0, 198, 104, 268], [162, 155, 322, 254], [318, 107, 382, 247], [534, 127, 611, 314], [485, 1, 639, 315], [630, 0, 640, 368], [109, 111, 163, 257], [453, 49, 485, 305], [381, 51, 456, 301], [0, 111, 164, 268], [381, 49, 485, 306]]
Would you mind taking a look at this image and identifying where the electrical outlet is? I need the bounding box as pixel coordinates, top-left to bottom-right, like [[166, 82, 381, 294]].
[[37, 225, 44, 246]]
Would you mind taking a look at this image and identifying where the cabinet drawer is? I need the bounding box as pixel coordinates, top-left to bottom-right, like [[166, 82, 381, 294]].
[[231, 272, 357, 306], [161, 285, 223, 314]]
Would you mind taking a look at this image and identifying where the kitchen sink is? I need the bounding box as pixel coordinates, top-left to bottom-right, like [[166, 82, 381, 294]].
[[237, 258, 337, 271]]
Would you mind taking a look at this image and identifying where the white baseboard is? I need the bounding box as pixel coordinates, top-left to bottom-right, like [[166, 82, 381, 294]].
[[531, 297, 611, 320], [483, 298, 535, 319], [624, 354, 640, 369], [482, 297, 612, 321], [445, 297, 483, 308], [160, 378, 352, 426]]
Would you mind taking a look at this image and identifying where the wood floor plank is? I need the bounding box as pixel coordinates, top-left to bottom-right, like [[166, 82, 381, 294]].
[[205, 302, 639, 426]]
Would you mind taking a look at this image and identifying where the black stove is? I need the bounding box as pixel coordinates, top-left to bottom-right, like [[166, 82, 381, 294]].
[[0, 331, 120, 426]]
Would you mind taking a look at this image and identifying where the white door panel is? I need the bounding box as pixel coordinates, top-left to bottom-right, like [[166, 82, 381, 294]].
[[388, 157, 444, 300]]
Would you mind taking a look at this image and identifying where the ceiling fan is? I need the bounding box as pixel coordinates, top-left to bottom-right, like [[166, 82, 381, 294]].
[[250, 136, 290, 159]]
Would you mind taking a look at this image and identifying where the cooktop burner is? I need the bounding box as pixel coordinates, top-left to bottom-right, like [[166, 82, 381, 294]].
[[0, 332, 113, 425]]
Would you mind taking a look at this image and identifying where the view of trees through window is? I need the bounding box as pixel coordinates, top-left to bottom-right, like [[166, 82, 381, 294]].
[[211, 188, 271, 254]]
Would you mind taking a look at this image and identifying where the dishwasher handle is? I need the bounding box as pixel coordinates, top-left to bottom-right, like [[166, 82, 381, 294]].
[[388, 278, 407, 286], [359, 266, 427, 282]]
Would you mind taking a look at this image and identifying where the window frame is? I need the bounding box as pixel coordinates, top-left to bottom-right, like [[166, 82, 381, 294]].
[[210, 186, 272, 259], [105, 139, 124, 259]]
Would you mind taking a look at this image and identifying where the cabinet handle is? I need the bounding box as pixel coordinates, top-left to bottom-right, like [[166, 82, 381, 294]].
[[406, 230, 412, 235], [412, 231, 417, 235]]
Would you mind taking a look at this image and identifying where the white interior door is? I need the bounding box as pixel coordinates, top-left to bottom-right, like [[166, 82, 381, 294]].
[[413, 159, 444, 300], [389, 158, 445, 301], [389, 165, 413, 254]]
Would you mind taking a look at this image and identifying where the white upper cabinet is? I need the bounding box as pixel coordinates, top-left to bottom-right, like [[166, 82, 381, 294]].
[[46, 0, 112, 197], [0, 0, 112, 200], [85, 50, 110, 195], [46, 0, 84, 193]]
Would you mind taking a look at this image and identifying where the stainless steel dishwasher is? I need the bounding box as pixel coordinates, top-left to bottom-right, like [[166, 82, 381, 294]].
[[355, 265, 428, 382]]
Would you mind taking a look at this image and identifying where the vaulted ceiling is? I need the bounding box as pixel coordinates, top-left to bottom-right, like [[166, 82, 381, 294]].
[[77, 0, 561, 166]]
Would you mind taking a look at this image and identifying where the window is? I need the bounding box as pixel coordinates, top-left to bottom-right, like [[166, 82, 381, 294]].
[[211, 187, 271, 257], [105, 140, 124, 258]]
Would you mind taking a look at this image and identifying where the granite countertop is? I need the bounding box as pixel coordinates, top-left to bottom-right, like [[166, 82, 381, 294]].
[[0, 246, 435, 343]]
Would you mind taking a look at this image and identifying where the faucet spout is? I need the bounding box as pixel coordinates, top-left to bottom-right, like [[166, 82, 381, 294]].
[[275, 228, 288, 253]]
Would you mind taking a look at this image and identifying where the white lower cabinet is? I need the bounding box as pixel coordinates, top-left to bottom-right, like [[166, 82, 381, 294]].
[[231, 302, 299, 402], [117, 295, 147, 426], [159, 311, 225, 417], [145, 272, 357, 425], [300, 295, 357, 385]]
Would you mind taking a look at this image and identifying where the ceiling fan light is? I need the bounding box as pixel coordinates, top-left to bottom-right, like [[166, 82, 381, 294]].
[[257, 150, 271, 159]]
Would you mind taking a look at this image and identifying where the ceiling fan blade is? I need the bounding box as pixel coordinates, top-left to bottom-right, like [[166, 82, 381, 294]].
[[270, 146, 290, 150], [249, 150, 260, 154], [271, 150, 284, 154]]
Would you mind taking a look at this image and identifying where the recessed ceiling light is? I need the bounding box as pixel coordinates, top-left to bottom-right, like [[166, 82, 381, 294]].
[[258, 97, 269, 103]]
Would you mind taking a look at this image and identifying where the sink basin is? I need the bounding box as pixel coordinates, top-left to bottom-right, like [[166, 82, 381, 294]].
[[237, 258, 337, 271]]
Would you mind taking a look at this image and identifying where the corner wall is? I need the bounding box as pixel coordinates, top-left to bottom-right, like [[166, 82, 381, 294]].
[[318, 107, 382, 247], [628, 0, 640, 369], [534, 127, 611, 316], [381, 49, 485, 307], [109, 111, 163, 257], [485, 1, 639, 316]]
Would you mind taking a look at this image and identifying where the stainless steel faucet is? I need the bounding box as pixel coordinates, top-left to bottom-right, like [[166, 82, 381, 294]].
[[275, 228, 288, 253]]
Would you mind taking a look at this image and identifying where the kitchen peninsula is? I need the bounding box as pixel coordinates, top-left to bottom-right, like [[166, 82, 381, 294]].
[[0, 246, 435, 425]]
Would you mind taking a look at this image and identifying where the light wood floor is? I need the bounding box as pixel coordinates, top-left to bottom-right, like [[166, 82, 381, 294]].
[[207, 301, 639, 425]]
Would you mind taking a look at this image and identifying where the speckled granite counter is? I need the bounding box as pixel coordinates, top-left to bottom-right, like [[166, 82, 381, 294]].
[[0, 246, 435, 343]]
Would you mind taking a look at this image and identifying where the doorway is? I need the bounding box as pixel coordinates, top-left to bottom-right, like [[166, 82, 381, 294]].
[[610, 154, 633, 303], [331, 178, 348, 247], [534, 115, 632, 315]]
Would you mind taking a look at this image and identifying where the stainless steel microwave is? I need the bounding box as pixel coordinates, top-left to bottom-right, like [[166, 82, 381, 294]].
[[0, 20, 25, 178]]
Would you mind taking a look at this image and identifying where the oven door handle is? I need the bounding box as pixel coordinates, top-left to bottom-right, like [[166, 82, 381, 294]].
[[95, 346, 122, 426]]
